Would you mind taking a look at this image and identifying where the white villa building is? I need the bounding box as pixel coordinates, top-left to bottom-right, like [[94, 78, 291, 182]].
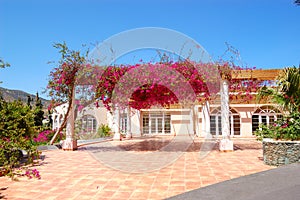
[[51, 69, 282, 147]]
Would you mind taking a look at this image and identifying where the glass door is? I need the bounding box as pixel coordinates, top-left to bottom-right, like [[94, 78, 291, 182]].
[[143, 112, 171, 134]]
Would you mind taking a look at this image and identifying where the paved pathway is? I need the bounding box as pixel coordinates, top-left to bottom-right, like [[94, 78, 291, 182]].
[[0, 138, 274, 200], [168, 163, 300, 200]]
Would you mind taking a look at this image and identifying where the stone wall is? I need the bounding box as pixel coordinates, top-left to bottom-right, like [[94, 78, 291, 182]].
[[263, 139, 300, 166]]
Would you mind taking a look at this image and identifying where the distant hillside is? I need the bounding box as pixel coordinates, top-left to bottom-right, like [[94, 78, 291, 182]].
[[0, 87, 50, 108]]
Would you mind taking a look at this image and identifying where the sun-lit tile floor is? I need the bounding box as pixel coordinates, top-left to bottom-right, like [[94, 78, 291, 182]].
[[0, 137, 274, 200]]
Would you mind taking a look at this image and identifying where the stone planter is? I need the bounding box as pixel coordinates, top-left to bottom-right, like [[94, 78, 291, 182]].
[[263, 138, 300, 166]]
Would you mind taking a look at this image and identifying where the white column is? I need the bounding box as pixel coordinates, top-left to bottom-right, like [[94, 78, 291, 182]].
[[126, 106, 132, 139], [194, 105, 200, 137], [113, 106, 122, 140], [219, 80, 233, 151], [52, 114, 57, 130], [62, 87, 77, 150], [221, 80, 230, 139], [137, 110, 142, 136], [202, 101, 211, 138], [57, 115, 61, 130], [230, 115, 234, 136]]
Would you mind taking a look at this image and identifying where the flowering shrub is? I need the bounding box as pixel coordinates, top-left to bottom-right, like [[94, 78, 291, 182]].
[[0, 99, 39, 178], [34, 131, 48, 143], [34, 130, 64, 144], [255, 112, 300, 141]]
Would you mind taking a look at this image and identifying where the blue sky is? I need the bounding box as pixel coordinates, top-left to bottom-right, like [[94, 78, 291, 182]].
[[0, 0, 299, 99]]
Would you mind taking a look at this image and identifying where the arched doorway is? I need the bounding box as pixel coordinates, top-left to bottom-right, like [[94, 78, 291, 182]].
[[252, 105, 282, 132], [210, 107, 241, 136]]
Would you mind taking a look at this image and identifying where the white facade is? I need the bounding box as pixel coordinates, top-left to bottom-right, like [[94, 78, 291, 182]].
[[52, 102, 282, 138], [52, 103, 68, 131], [52, 102, 110, 134]]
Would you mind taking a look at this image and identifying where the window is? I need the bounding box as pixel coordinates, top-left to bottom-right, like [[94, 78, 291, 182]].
[[120, 113, 127, 133], [53, 114, 64, 130], [53, 115, 58, 129], [252, 106, 282, 132], [81, 115, 97, 134], [210, 107, 241, 136], [142, 111, 171, 134]]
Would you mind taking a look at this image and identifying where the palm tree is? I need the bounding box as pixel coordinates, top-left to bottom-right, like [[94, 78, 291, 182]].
[[277, 65, 300, 112], [257, 66, 300, 113], [257, 86, 286, 113]]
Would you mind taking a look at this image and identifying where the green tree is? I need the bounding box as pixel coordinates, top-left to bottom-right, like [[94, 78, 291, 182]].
[[27, 95, 32, 109], [33, 92, 44, 127], [0, 58, 10, 69], [47, 109, 53, 129], [0, 99, 38, 176], [257, 86, 286, 112], [278, 66, 300, 112], [258, 66, 300, 113], [0, 58, 10, 85]]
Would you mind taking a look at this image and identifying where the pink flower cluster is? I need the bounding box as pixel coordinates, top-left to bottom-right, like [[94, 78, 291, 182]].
[[34, 130, 56, 143], [24, 168, 41, 179]]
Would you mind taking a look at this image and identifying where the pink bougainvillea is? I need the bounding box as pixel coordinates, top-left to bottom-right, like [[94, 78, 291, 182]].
[[34, 130, 63, 143], [95, 60, 261, 111], [47, 43, 263, 145], [48, 58, 261, 113]]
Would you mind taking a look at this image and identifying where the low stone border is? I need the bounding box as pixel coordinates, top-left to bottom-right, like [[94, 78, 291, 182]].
[[263, 138, 300, 166], [77, 137, 113, 147], [37, 144, 60, 151]]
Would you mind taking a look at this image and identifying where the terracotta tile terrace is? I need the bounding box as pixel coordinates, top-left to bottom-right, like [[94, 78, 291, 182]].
[[0, 137, 274, 200]]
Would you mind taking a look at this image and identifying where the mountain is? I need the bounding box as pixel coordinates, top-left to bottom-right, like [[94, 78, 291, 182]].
[[0, 87, 50, 108]]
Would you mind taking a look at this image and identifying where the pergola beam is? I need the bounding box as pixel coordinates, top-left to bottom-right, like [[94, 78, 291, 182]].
[[232, 69, 281, 80]]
